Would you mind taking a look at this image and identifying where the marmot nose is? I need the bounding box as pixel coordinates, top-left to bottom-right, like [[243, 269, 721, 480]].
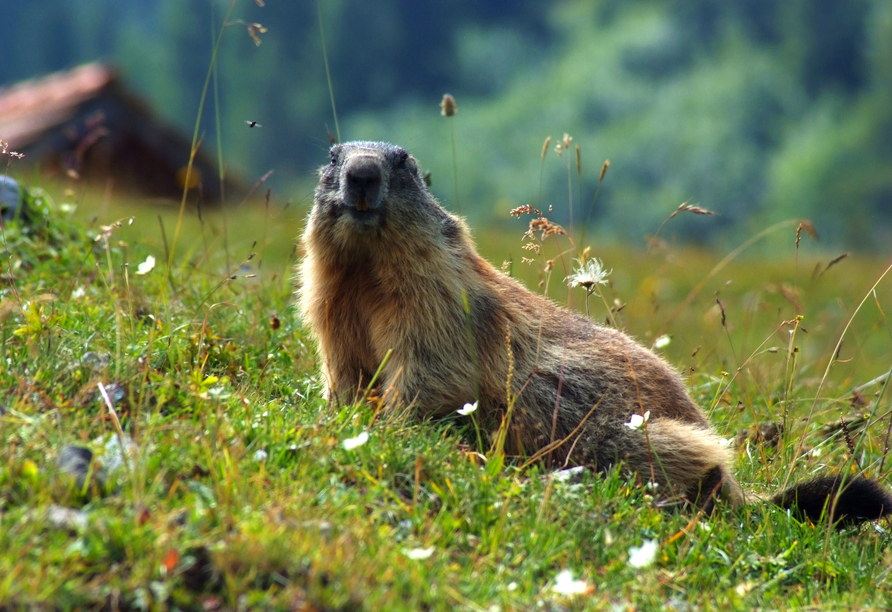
[[345, 157, 382, 194]]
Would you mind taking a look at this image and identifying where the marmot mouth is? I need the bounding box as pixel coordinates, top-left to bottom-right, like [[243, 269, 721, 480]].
[[343, 205, 382, 225], [356, 196, 369, 212]]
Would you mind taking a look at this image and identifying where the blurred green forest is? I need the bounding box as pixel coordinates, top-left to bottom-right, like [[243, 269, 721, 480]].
[[2, 0, 892, 249]]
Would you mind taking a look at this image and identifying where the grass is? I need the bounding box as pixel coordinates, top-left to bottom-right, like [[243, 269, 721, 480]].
[[0, 181, 891, 611]]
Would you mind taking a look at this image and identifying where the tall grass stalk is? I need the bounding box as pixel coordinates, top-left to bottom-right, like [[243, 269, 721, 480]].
[[317, 0, 340, 143], [788, 260, 892, 488], [566, 147, 573, 234], [780, 315, 803, 441], [0, 149, 24, 303], [439, 94, 460, 214], [211, 10, 231, 269], [448, 118, 460, 214], [580, 158, 609, 248], [168, 0, 239, 284], [537, 136, 551, 211], [574, 145, 582, 237]]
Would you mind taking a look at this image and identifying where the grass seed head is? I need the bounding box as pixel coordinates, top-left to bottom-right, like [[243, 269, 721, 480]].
[[440, 94, 458, 117], [247, 23, 267, 46], [670, 201, 715, 219], [529, 217, 566, 238], [510, 204, 544, 218]]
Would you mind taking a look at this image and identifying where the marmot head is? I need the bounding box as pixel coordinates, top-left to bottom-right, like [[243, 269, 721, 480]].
[[309, 141, 457, 257]]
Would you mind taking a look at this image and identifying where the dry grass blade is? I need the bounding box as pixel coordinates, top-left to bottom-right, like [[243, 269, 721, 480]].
[[818, 253, 850, 278], [650, 201, 717, 250], [783, 259, 892, 489], [669, 202, 716, 219]]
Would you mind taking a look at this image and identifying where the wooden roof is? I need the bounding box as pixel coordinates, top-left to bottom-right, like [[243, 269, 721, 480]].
[[0, 63, 119, 149], [0, 63, 244, 204]]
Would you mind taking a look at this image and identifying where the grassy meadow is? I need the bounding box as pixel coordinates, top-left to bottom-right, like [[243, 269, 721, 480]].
[[1, 177, 892, 611]]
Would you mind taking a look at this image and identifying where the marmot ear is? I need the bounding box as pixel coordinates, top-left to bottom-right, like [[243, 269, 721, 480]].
[[401, 153, 420, 177], [396, 150, 409, 168], [329, 146, 341, 166]]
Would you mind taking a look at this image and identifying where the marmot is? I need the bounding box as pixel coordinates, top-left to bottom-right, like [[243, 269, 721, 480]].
[[298, 141, 891, 525]]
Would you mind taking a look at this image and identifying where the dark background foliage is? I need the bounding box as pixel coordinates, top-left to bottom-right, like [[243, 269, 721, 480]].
[[2, 0, 891, 248]]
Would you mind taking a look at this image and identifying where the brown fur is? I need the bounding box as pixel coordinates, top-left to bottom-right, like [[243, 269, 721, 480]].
[[298, 142, 891, 520]]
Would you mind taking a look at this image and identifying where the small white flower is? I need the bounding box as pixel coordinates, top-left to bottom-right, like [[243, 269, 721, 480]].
[[653, 334, 671, 349], [719, 437, 734, 447], [457, 401, 478, 416], [624, 411, 650, 430], [735, 581, 756, 596], [551, 466, 587, 483], [551, 569, 589, 596], [135, 255, 156, 275], [566, 258, 611, 290], [342, 431, 369, 450], [72, 286, 86, 299], [403, 546, 435, 560], [628, 539, 659, 568], [507, 582, 518, 592], [253, 449, 269, 462]]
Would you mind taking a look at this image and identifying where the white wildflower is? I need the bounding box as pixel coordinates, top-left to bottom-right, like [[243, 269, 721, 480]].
[[653, 334, 671, 349], [135, 255, 156, 275], [253, 449, 269, 462], [566, 257, 610, 290], [551, 569, 590, 596], [457, 401, 478, 416], [624, 411, 650, 430], [628, 539, 659, 568], [551, 466, 587, 483], [735, 581, 756, 596], [342, 431, 369, 450], [72, 286, 86, 299], [403, 546, 435, 560]]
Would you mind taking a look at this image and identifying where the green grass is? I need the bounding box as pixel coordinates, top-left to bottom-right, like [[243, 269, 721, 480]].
[[1, 185, 892, 611]]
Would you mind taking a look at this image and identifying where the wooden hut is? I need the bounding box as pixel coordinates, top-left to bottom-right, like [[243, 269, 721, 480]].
[[0, 63, 244, 204]]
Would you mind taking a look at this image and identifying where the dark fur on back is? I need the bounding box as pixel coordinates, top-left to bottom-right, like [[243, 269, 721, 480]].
[[298, 141, 892, 526]]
